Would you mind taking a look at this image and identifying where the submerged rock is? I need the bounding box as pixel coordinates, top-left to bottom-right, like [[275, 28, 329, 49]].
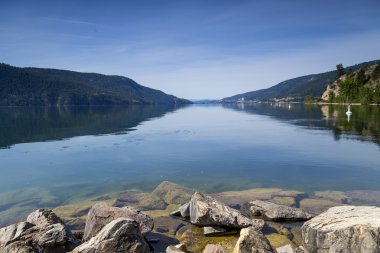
[[233, 226, 275, 253], [190, 192, 264, 229], [299, 198, 339, 215], [178, 224, 238, 253], [72, 218, 150, 253], [242, 200, 313, 221], [83, 202, 153, 241], [302, 205, 380, 253], [153, 181, 195, 205], [212, 188, 306, 207], [314, 191, 351, 204]]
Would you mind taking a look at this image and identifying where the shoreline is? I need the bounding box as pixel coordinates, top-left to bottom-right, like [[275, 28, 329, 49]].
[[2, 181, 380, 252], [2, 181, 380, 229]]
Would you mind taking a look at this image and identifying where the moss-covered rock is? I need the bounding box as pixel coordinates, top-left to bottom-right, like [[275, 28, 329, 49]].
[[152, 181, 195, 205], [299, 198, 340, 215], [211, 188, 306, 207], [178, 224, 238, 253], [271, 197, 296, 207], [265, 233, 294, 249], [314, 191, 351, 204]]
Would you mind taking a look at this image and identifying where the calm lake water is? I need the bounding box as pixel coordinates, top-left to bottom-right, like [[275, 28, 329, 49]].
[[0, 103, 380, 224]]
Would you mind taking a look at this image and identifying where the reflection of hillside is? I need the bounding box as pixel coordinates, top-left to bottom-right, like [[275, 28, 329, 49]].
[[0, 105, 183, 148], [320, 105, 380, 146], [223, 103, 380, 147]]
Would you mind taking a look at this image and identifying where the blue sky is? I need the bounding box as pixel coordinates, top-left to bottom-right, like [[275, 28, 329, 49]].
[[1, 0, 380, 99]]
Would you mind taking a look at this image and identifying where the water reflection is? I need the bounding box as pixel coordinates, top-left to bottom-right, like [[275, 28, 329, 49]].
[[223, 103, 380, 147], [0, 105, 184, 149]]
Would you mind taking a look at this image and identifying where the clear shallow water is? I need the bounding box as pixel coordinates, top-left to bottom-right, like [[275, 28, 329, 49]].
[[0, 103, 380, 223]]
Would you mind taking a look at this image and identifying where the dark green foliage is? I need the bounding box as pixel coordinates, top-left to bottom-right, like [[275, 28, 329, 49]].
[[304, 96, 315, 104], [374, 86, 380, 104], [0, 63, 190, 106], [328, 91, 335, 103], [346, 68, 354, 77], [223, 60, 379, 102], [224, 72, 337, 102], [372, 64, 380, 80], [356, 68, 367, 86], [338, 77, 358, 102], [359, 87, 372, 105], [336, 64, 345, 79]]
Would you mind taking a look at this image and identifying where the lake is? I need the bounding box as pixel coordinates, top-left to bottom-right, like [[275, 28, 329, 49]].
[[0, 103, 380, 225]]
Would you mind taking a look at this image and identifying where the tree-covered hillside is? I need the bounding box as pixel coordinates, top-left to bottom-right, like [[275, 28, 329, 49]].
[[0, 63, 190, 106], [223, 60, 380, 102], [321, 63, 380, 104]]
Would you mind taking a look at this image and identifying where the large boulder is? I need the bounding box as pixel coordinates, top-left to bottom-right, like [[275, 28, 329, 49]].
[[0, 210, 78, 253], [72, 218, 150, 253], [190, 192, 264, 229], [83, 202, 153, 241], [302, 205, 380, 253], [242, 200, 314, 221], [233, 226, 275, 253]]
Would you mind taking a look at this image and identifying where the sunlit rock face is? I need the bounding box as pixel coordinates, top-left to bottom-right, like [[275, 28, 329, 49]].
[[302, 206, 380, 253]]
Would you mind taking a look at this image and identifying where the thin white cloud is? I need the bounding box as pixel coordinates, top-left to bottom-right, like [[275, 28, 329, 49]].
[[132, 29, 380, 99]]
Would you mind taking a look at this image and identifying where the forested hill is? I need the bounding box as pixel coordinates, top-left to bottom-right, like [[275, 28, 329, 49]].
[[223, 60, 380, 102], [0, 63, 190, 106]]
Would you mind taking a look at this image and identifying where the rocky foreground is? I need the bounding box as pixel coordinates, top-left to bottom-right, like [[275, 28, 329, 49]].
[[1, 182, 380, 253]]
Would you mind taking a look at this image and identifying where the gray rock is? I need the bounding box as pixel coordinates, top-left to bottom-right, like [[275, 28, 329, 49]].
[[203, 226, 227, 236], [170, 202, 190, 218], [73, 218, 150, 253], [83, 202, 153, 241], [203, 244, 226, 253], [0, 216, 78, 253], [0, 222, 34, 247], [2, 241, 37, 253], [26, 209, 64, 227], [35, 223, 79, 252], [233, 226, 275, 253], [243, 200, 313, 221], [302, 205, 380, 253], [166, 245, 186, 253], [190, 192, 264, 229], [276, 244, 294, 253]]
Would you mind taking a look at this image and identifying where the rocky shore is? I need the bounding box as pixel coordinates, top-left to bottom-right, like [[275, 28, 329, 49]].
[[1, 181, 380, 252]]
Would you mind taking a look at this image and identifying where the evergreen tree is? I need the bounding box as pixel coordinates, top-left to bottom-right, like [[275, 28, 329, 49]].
[[372, 64, 380, 80], [356, 68, 367, 86], [336, 64, 345, 79], [328, 91, 335, 103]]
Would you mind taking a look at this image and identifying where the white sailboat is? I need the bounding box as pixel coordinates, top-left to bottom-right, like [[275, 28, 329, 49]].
[[346, 104, 352, 122], [346, 105, 352, 116]]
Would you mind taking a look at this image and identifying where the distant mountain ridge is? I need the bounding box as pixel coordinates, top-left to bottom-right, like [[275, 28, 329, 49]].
[[223, 60, 380, 102], [0, 63, 190, 106]]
